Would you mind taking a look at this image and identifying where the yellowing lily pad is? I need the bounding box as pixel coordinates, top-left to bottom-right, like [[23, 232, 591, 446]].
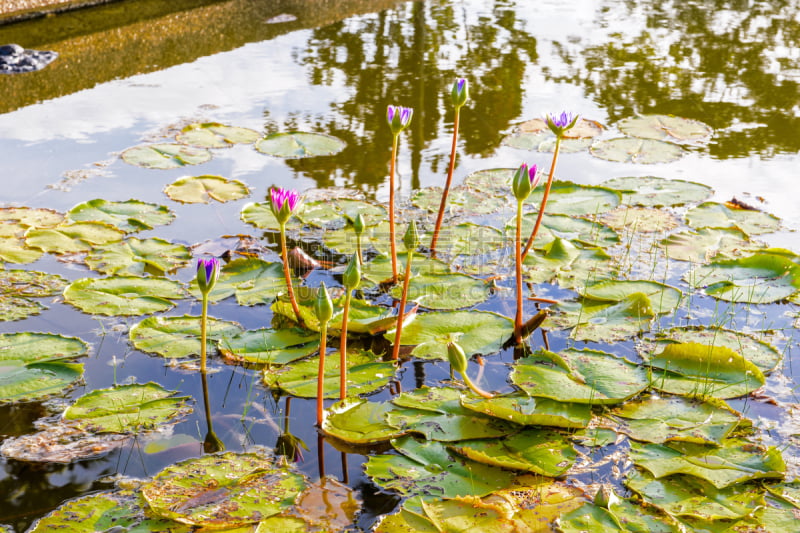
[[64, 276, 185, 316], [176, 122, 260, 148], [85, 237, 192, 276], [25, 221, 124, 254], [602, 176, 713, 207], [460, 393, 592, 428], [121, 143, 212, 169], [164, 175, 251, 204], [67, 199, 175, 233], [686, 201, 781, 236], [618, 114, 713, 144]]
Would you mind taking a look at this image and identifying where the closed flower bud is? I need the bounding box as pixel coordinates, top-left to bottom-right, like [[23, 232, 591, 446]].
[[196, 257, 220, 295], [342, 252, 361, 290], [387, 105, 413, 136], [451, 78, 468, 109], [512, 163, 539, 201], [403, 220, 420, 252], [314, 281, 334, 324], [353, 213, 365, 236], [447, 341, 468, 373]]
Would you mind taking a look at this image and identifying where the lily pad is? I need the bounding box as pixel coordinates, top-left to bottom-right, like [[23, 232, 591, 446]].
[[85, 237, 192, 276], [64, 382, 191, 433], [0, 360, 83, 403], [384, 310, 513, 361], [0, 206, 64, 228], [0, 237, 43, 263], [646, 342, 765, 399], [557, 498, 682, 533], [0, 422, 129, 464], [164, 175, 251, 204], [121, 143, 212, 169], [590, 138, 684, 164], [362, 252, 451, 285], [461, 167, 515, 197], [218, 328, 320, 365], [410, 186, 508, 216], [0, 332, 88, 362], [460, 393, 592, 428], [263, 349, 396, 398], [67, 199, 175, 233], [523, 238, 615, 290], [240, 201, 298, 231], [618, 114, 713, 144], [602, 176, 713, 207], [130, 315, 243, 359], [390, 271, 489, 310], [0, 295, 45, 321], [581, 280, 682, 313], [176, 122, 260, 148], [141, 452, 306, 528], [365, 435, 515, 501], [191, 257, 289, 305], [660, 227, 759, 263], [255, 131, 346, 158], [321, 398, 406, 445], [375, 497, 516, 533], [510, 348, 649, 404], [297, 198, 386, 228], [602, 206, 680, 233], [423, 223, 506, 256], [0, 268, 67, 297], [527, 181, 621, 215], [686, 253, 800, 303], [64, 276, 185, 316], [25, 221, 124, 254], [507, 212, 620, 250], [502, 117, 603, 153], [686, 201, 781, 236]]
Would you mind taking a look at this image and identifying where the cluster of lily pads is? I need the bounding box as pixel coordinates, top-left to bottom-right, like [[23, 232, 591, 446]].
[[2, 77, 800, 532]]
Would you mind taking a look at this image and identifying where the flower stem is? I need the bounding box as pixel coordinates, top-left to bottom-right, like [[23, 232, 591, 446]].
[[392, 251, 414, 360], [356, 234, 363, 265], [521, 135, 562, 261], [460, 370, 494, 399], [316, 321, 328, 425], [388, 135, 399, 282], [430, 107, 460, 255], [200, 293, 209, 373], [339, 290, 351, 400], [280, 222, 304, 327], [514, 199, 524, 345]]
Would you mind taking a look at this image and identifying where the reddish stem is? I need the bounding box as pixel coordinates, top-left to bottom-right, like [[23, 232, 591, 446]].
[[392, 253, 414, 360], [514, 200, 524, 345], [521, 136, 562, 261], [316, 323, 328, 425], [339, 290, 351, 400], [430, 108, 461, 255], [388, 136, 399, 282], [280, 224, 304, 327]]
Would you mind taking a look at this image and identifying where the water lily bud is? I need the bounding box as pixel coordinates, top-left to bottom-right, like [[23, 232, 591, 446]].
[[353, 213, 365, 236], [269, 186, 300, 225], [403, 220, 420, 252], [545, 111, 580, 138], [451, 78, 468, 109], [387, 105, 413, 136], [196, 257, 220, 295], [447, 341, 468, 373], [342, 252, 361, 290], [314, 281, 334, 324], [593, 486, 619, 509], [512, 163, 539, 201]]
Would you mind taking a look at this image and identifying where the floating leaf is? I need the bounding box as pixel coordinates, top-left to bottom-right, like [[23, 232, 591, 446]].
[[240, 201, 289, 231], [460, 393, 592, 428], [164, 175, 251, 204], [390, 271, 489, 310], [121, 143, 212, 169], [0, 332, 88, 362], [686, 253, 800, 303], [64, 382, 191, 433], [603, 206, 679, 233], [191, 257, 289, 305], [67, 199, 175, 233], [590, 137, 684, 164], [64, 276, 185, 316], [85, 237, 192, 276], [0, 295, 44, 321], [0, 268, 66, 297], [511, 348, 649, 404], [0, 422, 129, 463], [176, 122, 260, 148], [0, 360, 83, 403], [410, 186, 508, 215], [618, 114, 713, 144], [502, 117, 603, 153], [423, 222, 505, 256], [263, 349, 396, 398], [218, 328, 319, 365], [0, 206, 63, 228], [130, 315, 243, 359], [506, 212, 620, 250], [602, 176, 713, 207], [0, 237, 43, 263], [523, 238, 615, 290], [292, 477, 362, 532], [365, 435, 515, 501], [141, 452, 306, 528], [321, 398, 406, 445], [581, 280, 682, 314], [297, 198, 386, 228], [557, 498, 682, 533], [686, 201, 781, 236], [660, 227, 759, 263], [630, 439, 785, 488], [375, 497, 515, 533], [528, 181, 621, 215], [255, 131, 346, 158], [646, 342, 765, 399], [25, 221, 124, 254], [362, 252, 451, 285], [385, 310, 513, 361], [461, 167, 515, 197]]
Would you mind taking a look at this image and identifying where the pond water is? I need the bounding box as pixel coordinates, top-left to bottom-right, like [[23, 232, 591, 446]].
[[0, 0, 799, 531]]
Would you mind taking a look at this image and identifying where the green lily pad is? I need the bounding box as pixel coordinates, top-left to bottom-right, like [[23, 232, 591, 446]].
[[0, 332, 88, 362], [263, 349, 396, 398], [506, 212, 620, 250], [130, 315, 243, 359], [218, 328, 320, 365], [652, 326, 782, 373], [67, 199, 175, 233], [176, 122, 260, 148], [646, 342, 766, 399], [630, 439, 784, 489], [677, 506, 800, 533], [602, 206, 680, 233], [85, 237, 192, 276], [390, 271, 489, 310], [582, 280, 682, 313], [375, 497, 516, 533], [410, 186, 508, 215], [0, 268, 67, 297], [686, 201, 781, 236], [255, 131, 346, 158], [386, 387, 519, 442], [142, 452, 306, 528], [365, 435, 515, 501], [590, 138, 684, 164], [510, 348, 649, 404], [121, 143, 212, 169], [297, 198, 386, 228], [164, 175, 251, 204], [686, 253, 800, 303], [461, 167, 515, 197], [0, 360, 83, 403], [423, 223, 506, 256], [321, 398, 407, 445], [502, 131, 594, 153], [602, 176, 713, 207], [523, 238, 615, 290], [527, 181, 621, 215], [25, 221, 124, 254], [0, 237, 43, 263], [385, 310, 513, 361], [557, 498, 682, 533], [618, 114, 713, 144], [64, 382, 191, 433], [609, 395, 741, 445], [452, 428, 576, 476], [64, 276, 185, 316], [626, 469, 765, 520], [191, 257, 289, 305], [460, 393, 592, 428], [362, 252, 451, 285], [0, 295, 45, 321], [661, 227, 760, 263], [240, 201, 294, 231], [26, 490, 194, 533]]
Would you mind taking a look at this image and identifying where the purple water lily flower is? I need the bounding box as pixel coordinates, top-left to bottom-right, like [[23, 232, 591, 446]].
[[545, 111, 580, 137], [269, 186, 300, 225], [387, 105, 413, 135], [196, 256, 220, 294], [512, 163, 539, 201], [451, 78, 468, 108]]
